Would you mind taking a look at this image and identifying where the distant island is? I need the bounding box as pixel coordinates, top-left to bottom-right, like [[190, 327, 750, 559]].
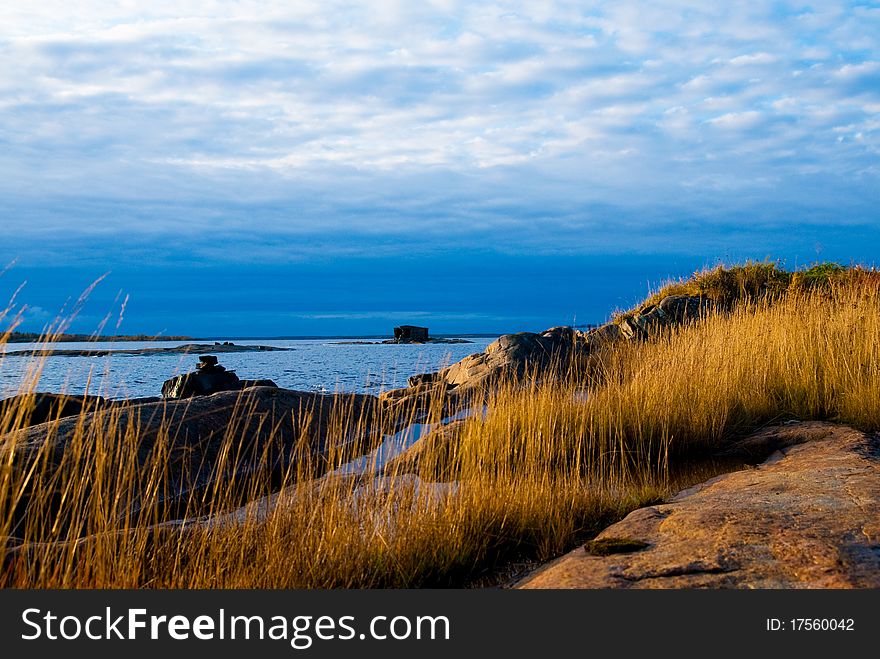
[[330, 338, 473, 345], [7, 331, 194, 343], [6, 331, 502, 343], [329, 325, 473, 344], [1, 342, 290, 358]]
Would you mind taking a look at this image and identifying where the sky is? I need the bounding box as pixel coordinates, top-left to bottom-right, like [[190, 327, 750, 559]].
[[0, 1, 877, 336]]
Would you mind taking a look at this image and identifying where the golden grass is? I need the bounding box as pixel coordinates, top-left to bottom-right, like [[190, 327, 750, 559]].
[[625, 259, 858, 316], [1, 267, 879, 587]]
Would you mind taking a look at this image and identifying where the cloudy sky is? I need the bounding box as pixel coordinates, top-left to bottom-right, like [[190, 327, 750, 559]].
[[0, 1, 877, 335]]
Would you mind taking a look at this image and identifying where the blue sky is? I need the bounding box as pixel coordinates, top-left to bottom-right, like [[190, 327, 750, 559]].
[[0, 1, 878, 336]]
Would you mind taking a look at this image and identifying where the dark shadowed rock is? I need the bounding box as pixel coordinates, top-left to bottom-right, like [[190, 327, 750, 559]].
[[518, 422, 880, 588], [239, 379, 279, 389], [658, 294, 709, 322], [162, 355, 242, 398], [161, 356, 280, 399], [587, 323, 622, 344], [0, 392, 107, 428], [407, 372, 440, 387], [2, 386, 381, 537], [161, 355, 241, 399]]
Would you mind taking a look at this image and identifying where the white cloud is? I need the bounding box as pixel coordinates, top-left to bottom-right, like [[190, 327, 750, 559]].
[[728, 52, 778, 66], [0, 0, 876, 249], [706, 110, 763, 129]]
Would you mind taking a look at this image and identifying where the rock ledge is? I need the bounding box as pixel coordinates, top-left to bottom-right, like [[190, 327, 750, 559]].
[[517, 422, 880, 589]]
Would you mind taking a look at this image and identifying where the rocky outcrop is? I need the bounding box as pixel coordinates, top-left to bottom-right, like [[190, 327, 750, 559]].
[[380, 326, 590, 420], [2, 386, 381, 538], [617, 294, 710, 340], [0, 392, 164, 431], [381, 296, 712, 420], [0, 392, 107, 427], [439, 325, 587, 388], [517, 422, 880, 588]]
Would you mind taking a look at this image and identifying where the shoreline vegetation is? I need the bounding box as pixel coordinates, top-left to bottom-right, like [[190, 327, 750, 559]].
[[1, 261, 879, 588]]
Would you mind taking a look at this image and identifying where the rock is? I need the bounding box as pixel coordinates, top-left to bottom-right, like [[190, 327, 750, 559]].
[[161, 355, 242, 399], [617, 317, 640, 340], [382, 327, 592, 418], [239, 379, 279, 389], [379, 382, 449, 425], [619, 295, 712, 340], [381, 419, 468, 481], [658, 294, 707, 322], [381, 296, 712, 423], [586, 323, 622, 344], [715, 420, 837, 461], [517, 422, 880, 588], [393, 325, 429, 343], [0, 392, 106, 428], [584, 537, 650, 556], [0, 393, 167, 432], [161, 357, 280, 399], [2, 387, 381, 538], [408, 372, 439, 387]]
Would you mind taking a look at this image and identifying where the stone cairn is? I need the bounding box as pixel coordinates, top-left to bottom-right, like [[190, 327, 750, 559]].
[[161, 355, 242, 399]]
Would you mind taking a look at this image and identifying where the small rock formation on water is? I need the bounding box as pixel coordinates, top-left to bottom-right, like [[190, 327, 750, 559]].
[[161, 355, 278, 399], [517, 422, 880, 588], [364, 325, 472, 345], [392, 325, 429, 343]]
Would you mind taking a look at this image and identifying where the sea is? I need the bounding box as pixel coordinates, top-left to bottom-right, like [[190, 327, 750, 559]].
[[0, 337, 496, 400]]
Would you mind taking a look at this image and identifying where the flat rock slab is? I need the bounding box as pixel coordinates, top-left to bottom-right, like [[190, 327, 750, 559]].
[[518, 422, 880, 588]]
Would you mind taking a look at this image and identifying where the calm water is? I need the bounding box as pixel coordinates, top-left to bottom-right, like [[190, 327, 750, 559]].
[[0, 338, 496, 399]]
